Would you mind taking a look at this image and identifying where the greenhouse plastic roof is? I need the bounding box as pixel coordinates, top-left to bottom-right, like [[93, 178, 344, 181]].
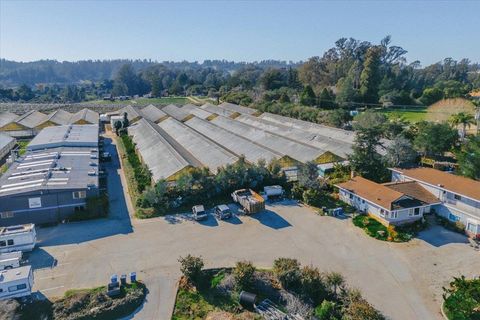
[[141, 105, 167, 122], [200, 103, 234, 117], [119, 105, 142, 122], [181, 104, 212, 119], [210, 115, 323, 163], [128, 119, 199, 181], [157, 117, 238, 174], [184, 116, 280, 164], [161, 104, 190, 121], [46, 109, 73, 125], [218, 102, 257, 115], [15, 110, 48, 128], [0, 112, 18, 128], [0, 132, 15, 153], [70, 108, 99, 124], [28, 124, 99, 151], [236, 114, 353, 158]]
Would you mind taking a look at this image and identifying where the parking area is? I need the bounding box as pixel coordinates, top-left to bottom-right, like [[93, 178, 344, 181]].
[[26, 197, 480, 320]]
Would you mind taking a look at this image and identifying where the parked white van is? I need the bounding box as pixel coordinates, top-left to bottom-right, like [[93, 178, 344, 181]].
[[0, 265, 34, 300], [0, 224, 36, 254]]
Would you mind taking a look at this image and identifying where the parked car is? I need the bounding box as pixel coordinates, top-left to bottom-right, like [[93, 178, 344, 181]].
[[192, 205, 207, 221], [100, 152, 112, 162], [214, 205, 232, 220]]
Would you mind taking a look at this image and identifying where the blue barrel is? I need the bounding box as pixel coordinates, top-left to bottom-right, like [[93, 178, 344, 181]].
[[110, 274, 118, 284], [120, 274, 127, 285], [130, 272, 137, 282]]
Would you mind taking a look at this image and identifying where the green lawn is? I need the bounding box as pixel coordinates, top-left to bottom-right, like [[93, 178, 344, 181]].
[[85, 96, 189, 106], [379, 107, 428, 123]]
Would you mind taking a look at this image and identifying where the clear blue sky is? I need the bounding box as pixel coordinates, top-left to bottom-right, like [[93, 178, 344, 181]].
[[1, 0, 479, 66]]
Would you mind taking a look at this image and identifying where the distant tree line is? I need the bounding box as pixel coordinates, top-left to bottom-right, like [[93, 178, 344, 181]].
[[1, 36, 479, 107]]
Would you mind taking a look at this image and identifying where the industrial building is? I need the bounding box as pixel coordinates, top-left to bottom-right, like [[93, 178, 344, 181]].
[[0, 124, 100, 226]]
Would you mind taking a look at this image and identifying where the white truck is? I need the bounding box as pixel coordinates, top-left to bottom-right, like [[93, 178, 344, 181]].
[[0, 224, 36, 254], [0, 265, 34, 300], [0, 251, 22, 270], [263, 185, 285, 201]]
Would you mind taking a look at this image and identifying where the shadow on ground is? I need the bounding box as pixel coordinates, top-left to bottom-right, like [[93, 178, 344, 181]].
[[250, 210, 292, 229], [417, 224, 469, 247]]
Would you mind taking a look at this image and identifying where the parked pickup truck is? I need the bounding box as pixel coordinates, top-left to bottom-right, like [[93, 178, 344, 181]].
[[231, 189, 265, 214], [192, 205, 208, 221], [0, 251, 22, 270]]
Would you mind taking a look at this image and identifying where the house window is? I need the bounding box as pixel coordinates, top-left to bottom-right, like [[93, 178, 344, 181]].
[[408, 209, 414, 216], [449, 213, 460, 222], [380, 209, 385, 217], [454, 194, 461, 200], [414, 208, 420, 216], [7, 239, 13, 246], [362, 199, 365, 204], [0, 212, 13, 219], [72, 191, 87, 199], [349, 193, 353, 199], [0, 241, 5, 247], [467, 223, 477, 233], [391, 212, 397, 219]]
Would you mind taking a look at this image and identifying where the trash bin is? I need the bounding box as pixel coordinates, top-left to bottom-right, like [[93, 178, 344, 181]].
[[110, 274, 118, 284], [120, 274, 127, 285], [239, 291, 257, 309], [130, 272, 137, 283]]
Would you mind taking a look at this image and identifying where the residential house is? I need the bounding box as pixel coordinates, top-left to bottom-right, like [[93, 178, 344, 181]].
[[390, 167, 480, 238], [336, 176, 439, 226]]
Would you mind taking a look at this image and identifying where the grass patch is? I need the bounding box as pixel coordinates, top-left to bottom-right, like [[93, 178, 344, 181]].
[[353, 215, 426, 242], [379, 107, 428, 123]]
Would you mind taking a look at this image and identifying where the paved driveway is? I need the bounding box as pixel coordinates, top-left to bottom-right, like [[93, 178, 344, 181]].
[[29, 197, 480, 320]]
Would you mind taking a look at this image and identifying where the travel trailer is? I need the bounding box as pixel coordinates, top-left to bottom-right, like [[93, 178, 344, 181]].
[[0, 251, 22, 270], [0, 224, 36, 254], [0, 265, 34, 300]]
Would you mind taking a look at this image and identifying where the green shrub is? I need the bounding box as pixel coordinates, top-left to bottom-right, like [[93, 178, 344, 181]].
[[443, 276, 480, 320], [300, 266, 328, 304], [273, 258, 301, 290], [315, 300, 339, 320], [233, 261, 255, 291], [302, 188, 322, 207], [178, 255, 204, 285]]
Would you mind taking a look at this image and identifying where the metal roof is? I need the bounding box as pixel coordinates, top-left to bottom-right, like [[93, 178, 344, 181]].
[[161, 104, 190, 121], [14, 110, 48, 129], [46, 109, 73, 125], [210, 115, 323, 163], [181, 104, 212, 119], [0, 146, 99, 197], [70, 108, 99, 124], [235, 114, 352, 158], [200, 103, 234, 117], [141, 105, 167, 122], [157, 117, 238, 174], [128, 119, 198, 181], [184, 116, 280, 164], [0, 112, 18, 128], [27, 124, 99, 151], [218, 102, 257, 115]]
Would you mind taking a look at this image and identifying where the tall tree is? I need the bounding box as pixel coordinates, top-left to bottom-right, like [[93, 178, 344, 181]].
[[359, 46, 383, 103], [300, 85, 316, 106], [456, 136, 480, 180], [413, 122, 458, 157]]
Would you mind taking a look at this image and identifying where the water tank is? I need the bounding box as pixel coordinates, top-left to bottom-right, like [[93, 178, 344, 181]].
[[239, 291, 257, 309]]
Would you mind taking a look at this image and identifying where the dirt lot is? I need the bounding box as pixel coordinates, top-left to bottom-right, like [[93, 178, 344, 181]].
[[28, 198, 480, 320]]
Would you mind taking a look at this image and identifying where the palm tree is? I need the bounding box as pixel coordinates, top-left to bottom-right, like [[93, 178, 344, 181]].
[[326, 272, 345, 296], [449, 112, 476, 141]]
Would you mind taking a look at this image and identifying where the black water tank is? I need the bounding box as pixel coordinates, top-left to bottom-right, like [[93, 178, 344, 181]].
[[239, 291, 257, 309]]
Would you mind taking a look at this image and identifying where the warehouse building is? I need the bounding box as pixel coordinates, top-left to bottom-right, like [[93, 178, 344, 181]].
[[0, 124, 100, 226]]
